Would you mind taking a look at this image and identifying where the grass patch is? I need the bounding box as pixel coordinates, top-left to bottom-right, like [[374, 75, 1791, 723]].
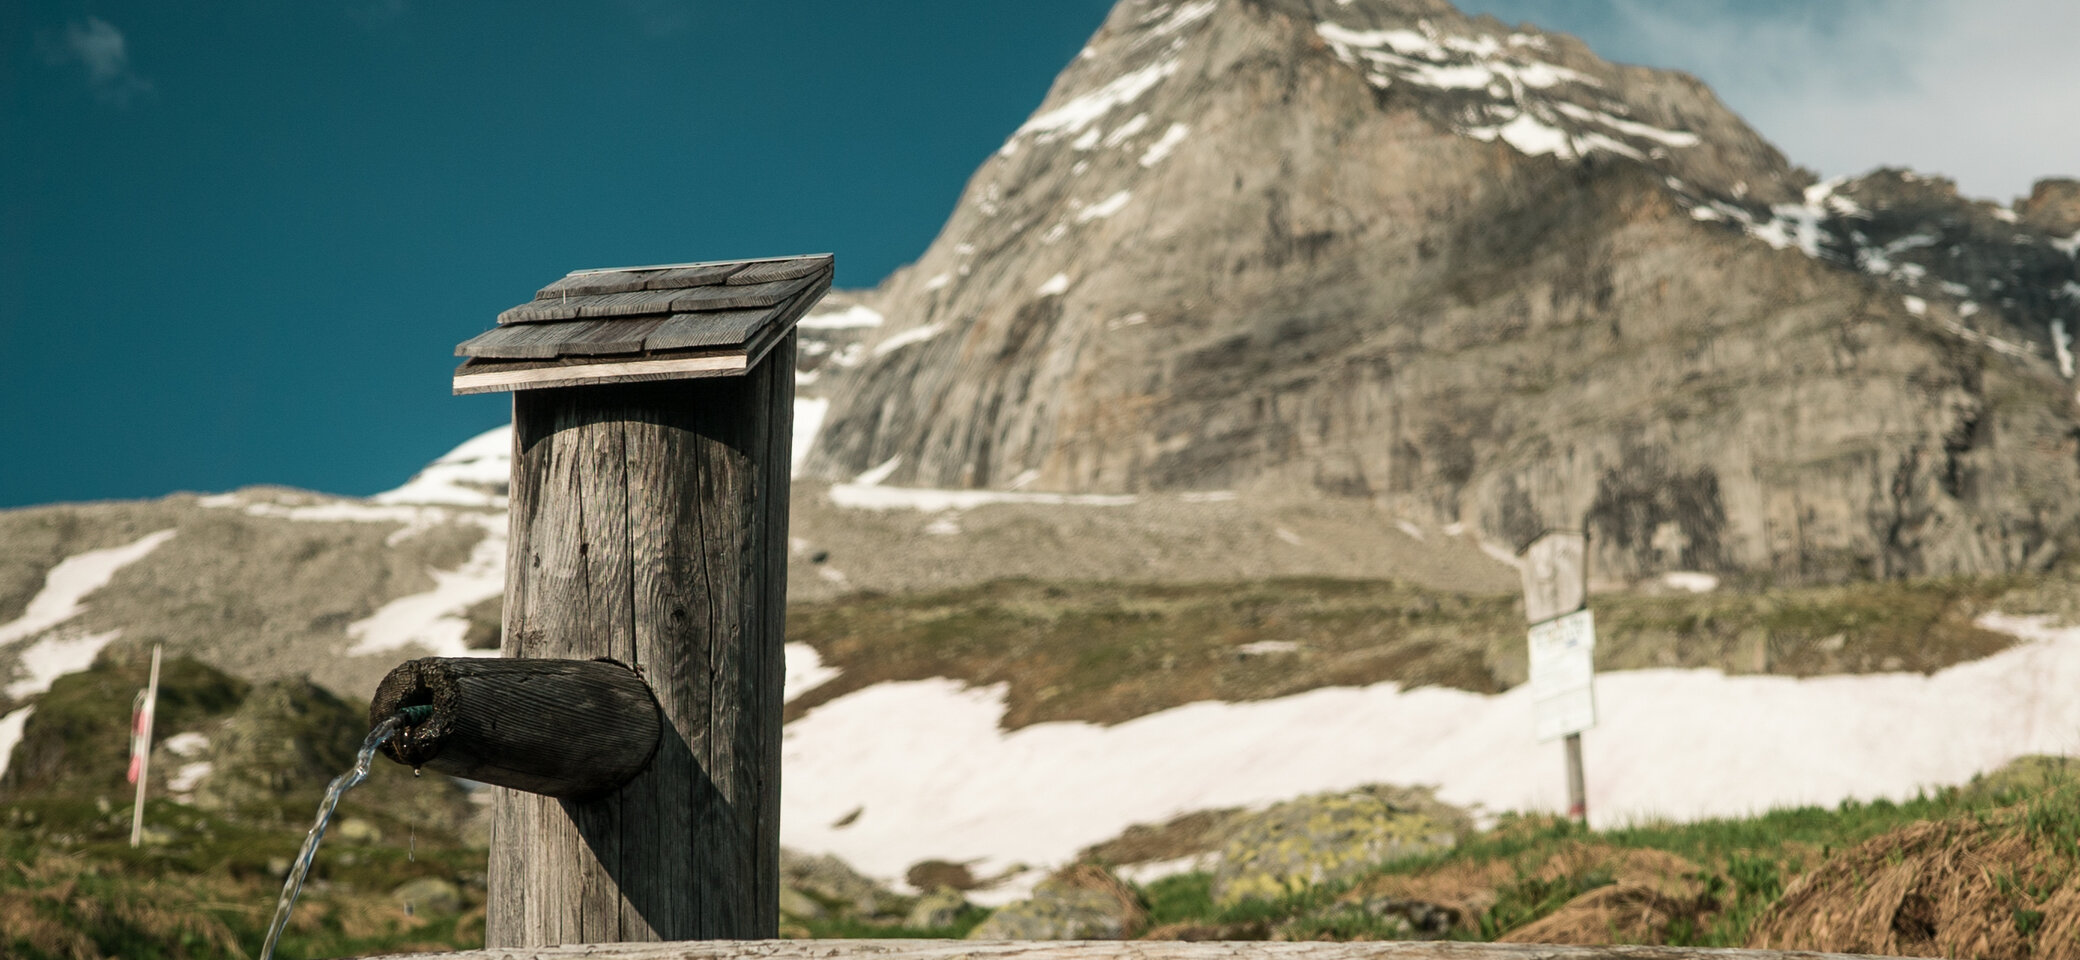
[[788, 574, 2037, 729], [1109, 763, 2080, 948]]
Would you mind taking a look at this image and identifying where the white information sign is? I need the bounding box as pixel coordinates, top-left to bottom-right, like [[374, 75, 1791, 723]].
[[1528, 608, 1596, 742]]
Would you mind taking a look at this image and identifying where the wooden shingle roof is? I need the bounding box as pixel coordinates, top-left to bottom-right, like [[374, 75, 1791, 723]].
[[451, 254, 833, 395]]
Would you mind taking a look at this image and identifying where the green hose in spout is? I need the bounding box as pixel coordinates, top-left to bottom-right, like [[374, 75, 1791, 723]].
[[398, 704, 434, 725]]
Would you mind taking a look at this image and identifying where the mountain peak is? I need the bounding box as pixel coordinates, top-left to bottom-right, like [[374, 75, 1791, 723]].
[[795, 0, 2080, 584]]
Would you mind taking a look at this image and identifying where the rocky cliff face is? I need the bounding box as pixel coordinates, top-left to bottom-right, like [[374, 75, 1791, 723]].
[[799, 0, 2080, 583]]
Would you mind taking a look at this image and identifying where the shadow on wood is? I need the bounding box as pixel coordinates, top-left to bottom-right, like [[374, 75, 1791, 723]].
[[369, 656, 663, 801], [490, 358, 792, 943], [558, 718, 767, 938]]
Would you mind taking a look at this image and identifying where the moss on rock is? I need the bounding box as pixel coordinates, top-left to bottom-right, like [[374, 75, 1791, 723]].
[[968, 864, 1146, 940], [1211, 784, 1468, 906]]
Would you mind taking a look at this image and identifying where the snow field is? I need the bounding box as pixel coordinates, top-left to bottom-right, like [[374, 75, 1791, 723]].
[[776, 614, 2080, 905], [0, 529, 177, 647], [0, 528, 177, 778], [372, 427, 510, 508]]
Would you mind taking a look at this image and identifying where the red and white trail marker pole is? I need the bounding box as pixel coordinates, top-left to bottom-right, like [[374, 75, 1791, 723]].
[[128, 643, 161, 848], [1519, 532, 1593, 825]]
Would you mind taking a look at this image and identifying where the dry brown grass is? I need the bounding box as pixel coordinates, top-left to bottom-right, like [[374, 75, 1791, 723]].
[[0, 888, 102, 960], [1080, 808, 1244, 866], [1498, 883, 1709, 946], [1749, 814, 2080, 958], [3, 853, 248, 960], [1341, 857, 1516, 931], [784, 574, 2029, 731], [1333, 840, 1719, 942], [1532, 844, 1711, 902]]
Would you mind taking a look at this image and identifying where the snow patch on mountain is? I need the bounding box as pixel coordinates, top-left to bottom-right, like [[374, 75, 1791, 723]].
[[1076, 190, 1133, 222], [873, 322, 947, 357], [1139, 123, 1189, 166], [780, 611, 2080, 901], [800, 304, 886, 330], [0, 528, 176, 778], [1001, 58, 1181, 157], [6, 631, 123, 701], [794, 398, 831, 478], [1310, 17, 1691, 169], [374, 427, 510, 508], [827, 486, 1140, 513], [0, 529, 176, 647], [784, 642, 840, 703], [0, 710, 28, 779], [344, 513, 505, 660], [1103, 113, 1150, 147]]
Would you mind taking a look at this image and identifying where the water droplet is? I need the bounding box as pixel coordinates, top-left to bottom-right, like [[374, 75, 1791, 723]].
[[413, 767, 422, 778]]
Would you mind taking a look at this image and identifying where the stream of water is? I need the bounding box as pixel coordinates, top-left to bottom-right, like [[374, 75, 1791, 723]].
[[259, 714, 404, 960]]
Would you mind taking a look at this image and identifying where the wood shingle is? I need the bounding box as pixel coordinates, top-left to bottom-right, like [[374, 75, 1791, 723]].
[[452, 254, 832, 395]]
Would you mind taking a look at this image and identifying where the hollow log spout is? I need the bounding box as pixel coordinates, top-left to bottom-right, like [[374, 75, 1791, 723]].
[[369, 656, 663, 800]]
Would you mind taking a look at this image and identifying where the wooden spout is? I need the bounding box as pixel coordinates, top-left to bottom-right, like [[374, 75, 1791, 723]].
[[369, 656, 662, 801]]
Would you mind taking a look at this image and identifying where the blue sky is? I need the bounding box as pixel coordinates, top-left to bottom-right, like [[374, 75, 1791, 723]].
[[6, 1, 2076, 509]]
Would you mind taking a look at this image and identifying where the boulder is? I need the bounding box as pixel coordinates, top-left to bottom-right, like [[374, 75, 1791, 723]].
[[779, 847, 905, 919], [905, 887, 970, 929], [336, 816, 382, 844], [191, 677, 363, 816], [1211, 784, 1467, 906], [392, 877, 463, 916], [2022, 177, 2080, 235], [779, 885, 827, 921], [968, 864, 1145, 940]]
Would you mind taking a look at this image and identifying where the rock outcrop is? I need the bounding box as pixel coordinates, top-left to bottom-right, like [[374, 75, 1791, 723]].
[[1211, 783, 1467, 905], [800, 0, 2080, 584], [968, 863, 1147, 940]]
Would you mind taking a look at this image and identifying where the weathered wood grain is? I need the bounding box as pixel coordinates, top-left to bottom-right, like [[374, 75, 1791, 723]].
[[642, 309, 773, 352], [461, 318, 670, 360], [367, 657, 659, 800], [534, 261, 750, 299], [459, 320, 595, 359], [454, 354, 751, 394], [527, 255, 825, 301], [501, 274, 822, 326], [724, 255, 830, 285], [548, 316, 669, 356], [499, 290, 684, 325], [355, 938, 1903, 960], [493, 362, 792, 944], [643, 263, 747, 290], [663, 273, 821, 313], [1519, 532, 1587, 626], [537, 269, 671, 299]]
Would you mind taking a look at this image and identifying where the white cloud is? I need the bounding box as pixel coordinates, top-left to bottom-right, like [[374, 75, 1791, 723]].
[[49, 17, 153, 106], [1599, 0, 2080, 202]]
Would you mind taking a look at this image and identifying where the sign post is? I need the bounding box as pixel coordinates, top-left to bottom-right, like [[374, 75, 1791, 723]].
[[128, 643, 161, 848], [1519, 532, 1592, 824]]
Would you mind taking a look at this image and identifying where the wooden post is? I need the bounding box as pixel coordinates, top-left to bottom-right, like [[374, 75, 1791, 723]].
[[1519, 530, 1592, 826], [436, 254, 828, 947], [488, 334, 795, 945], [128, 643, 161, 848], [1563, 732, 1587, 823]]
